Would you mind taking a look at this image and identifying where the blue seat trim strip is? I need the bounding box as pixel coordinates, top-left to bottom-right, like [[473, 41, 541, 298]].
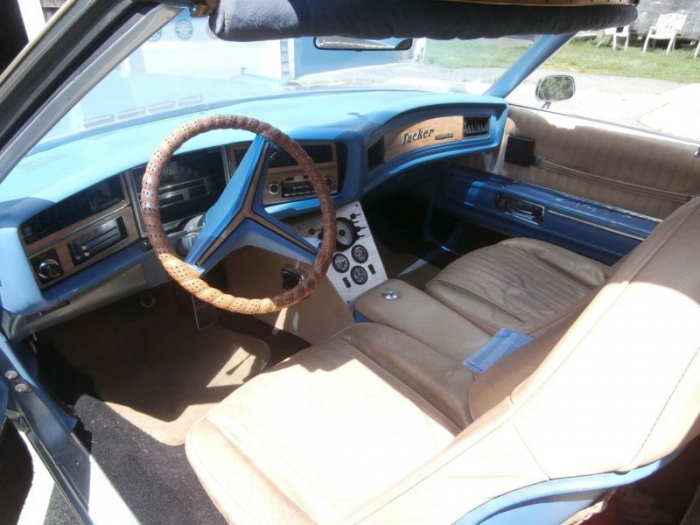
[[457, 456, 670, 525]]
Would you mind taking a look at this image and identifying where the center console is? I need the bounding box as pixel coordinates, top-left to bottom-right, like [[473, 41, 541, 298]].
[[292, 201, 387, 306]]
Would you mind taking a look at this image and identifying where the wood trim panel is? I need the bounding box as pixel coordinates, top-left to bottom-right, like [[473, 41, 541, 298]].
[[384, 116, 464, 162]]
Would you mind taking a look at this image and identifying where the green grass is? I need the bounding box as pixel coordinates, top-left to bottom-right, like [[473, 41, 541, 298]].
[[426, 39, 700, 84]]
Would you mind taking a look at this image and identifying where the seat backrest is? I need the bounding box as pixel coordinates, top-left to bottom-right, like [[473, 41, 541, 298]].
[[653, 13, 687, 37], [604, 25, 629, 37], [347, 198, 700, 525], [478, 197, 700, 475]]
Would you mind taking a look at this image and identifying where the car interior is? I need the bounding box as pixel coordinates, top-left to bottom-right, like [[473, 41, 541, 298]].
[[2, 1, 700, 524]]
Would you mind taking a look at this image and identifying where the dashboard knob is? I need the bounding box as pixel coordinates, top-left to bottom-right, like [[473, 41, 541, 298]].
[[37, 259, 63, 281]]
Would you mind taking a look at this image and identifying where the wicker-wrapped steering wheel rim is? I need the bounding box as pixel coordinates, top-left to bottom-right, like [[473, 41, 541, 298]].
[[140, 115, 336, 314]]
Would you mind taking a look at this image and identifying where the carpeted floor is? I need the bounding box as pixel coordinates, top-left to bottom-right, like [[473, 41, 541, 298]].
[[33, 282, 311, 525], [43, 285, 272, 446]]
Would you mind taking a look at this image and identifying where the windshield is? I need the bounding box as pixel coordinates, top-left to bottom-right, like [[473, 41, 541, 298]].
[[40, 11, 534, 147]]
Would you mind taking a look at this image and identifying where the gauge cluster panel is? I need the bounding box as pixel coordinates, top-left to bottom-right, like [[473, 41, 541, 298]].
[[20, 176, 139, 288], [292, 201, 387, 306]]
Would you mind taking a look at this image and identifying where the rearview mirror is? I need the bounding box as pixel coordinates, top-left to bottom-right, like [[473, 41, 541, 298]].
[[314, 37, 412, 51], [535, 75, 575, 109]]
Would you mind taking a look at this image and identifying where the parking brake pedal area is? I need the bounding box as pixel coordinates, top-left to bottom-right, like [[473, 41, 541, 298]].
[[191, 295, 218, 330]]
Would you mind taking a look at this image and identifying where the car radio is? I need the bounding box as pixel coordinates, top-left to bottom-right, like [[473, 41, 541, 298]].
[[230, 142, 341, 205], [264, 171, 338, 203]]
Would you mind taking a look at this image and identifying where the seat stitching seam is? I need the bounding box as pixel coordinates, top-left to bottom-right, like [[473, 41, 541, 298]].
[[214, 416, 343, 521], [508, 203, 699, 430], [627, 348, 699, 470], [526, 253, 606, 291], [344, 419, 549, 524], [339, 333, 464, 434], [429, 279, 528, 325], [187, 424, 311, 525]]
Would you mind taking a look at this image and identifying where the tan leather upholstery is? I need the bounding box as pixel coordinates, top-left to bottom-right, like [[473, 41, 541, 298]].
[[502, 106, 700, 220], [187, 324, 475, 524], [426, 237, 611, 334], [187, 199, 700, 524], [354, 278, 491, 361]]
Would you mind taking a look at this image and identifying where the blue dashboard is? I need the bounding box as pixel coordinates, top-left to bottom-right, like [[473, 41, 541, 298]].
[[0, 87, 508, 317]]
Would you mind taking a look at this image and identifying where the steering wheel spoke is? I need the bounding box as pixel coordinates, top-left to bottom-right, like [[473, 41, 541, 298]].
[[141, 115, 336, 314], [185, 134, 268, 268], [185, 136, 316, 270]]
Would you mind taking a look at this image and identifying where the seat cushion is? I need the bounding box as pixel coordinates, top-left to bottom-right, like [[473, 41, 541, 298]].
[[426, 238, 611, 334], [186, 324, 474, 525]]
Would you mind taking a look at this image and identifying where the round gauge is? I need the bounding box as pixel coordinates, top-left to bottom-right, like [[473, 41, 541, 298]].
[[335, 217, 358, 251], [351, 244, 368, 263], [332, 253, 350, 273], [350, 265, 368, 285], [318, 217, 358, 252]]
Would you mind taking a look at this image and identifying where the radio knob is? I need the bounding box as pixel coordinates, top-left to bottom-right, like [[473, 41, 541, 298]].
[[324, 176, 334, 186], [268, 182, 280, 195], [37, 259, 63, 281]]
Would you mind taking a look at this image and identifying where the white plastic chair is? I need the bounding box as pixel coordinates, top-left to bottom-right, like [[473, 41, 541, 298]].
[[642, 13, 687, 54], [601, 26, 630, 50]]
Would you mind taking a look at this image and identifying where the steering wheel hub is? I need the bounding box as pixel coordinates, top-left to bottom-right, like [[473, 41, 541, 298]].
[[140, 115, 336, 314]]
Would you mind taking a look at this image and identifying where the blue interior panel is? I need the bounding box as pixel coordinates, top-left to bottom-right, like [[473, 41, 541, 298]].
[[437, 167, 659, 264]]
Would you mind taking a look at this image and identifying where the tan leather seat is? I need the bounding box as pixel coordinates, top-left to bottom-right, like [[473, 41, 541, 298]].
[[187, 198, 700, 525], [187, 324, 475, 524], [426, 237, 613, 334]]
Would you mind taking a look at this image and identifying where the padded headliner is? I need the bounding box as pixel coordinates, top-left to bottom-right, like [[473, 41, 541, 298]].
[[209, 0, 637, 41]]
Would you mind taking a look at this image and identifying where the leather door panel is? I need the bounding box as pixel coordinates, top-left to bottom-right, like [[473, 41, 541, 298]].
[[500, 105, 700, 220]]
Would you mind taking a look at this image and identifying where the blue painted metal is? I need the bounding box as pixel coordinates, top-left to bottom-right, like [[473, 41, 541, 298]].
[[0, 334, 76, 446], [437, 168, 657, 264], [487, 34, 574, 99], [456, 456, 669, 525], [185, 136, 268, 268], [0, 90, 512, 315], [0, 377, 7, 423], [353, 310, 372, 323], [185, 135, 317, 272]]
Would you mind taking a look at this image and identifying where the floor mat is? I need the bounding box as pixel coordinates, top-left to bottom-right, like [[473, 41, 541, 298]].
[[44, 286, 271, 446], [33, 282, 311, 525], [73, 394, 227, 525]]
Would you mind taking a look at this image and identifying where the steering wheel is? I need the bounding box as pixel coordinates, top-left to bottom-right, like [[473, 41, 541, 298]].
[[140, 115, 336, 314]]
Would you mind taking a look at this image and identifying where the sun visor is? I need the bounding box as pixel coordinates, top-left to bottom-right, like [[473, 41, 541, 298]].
[[208, 0, 638, 41]]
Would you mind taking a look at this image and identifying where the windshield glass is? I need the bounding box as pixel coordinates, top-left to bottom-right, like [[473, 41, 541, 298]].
[[40, 11, 533, 148]]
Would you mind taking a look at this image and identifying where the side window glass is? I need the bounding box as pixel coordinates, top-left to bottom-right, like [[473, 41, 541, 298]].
[[506, 34, 700, 142]]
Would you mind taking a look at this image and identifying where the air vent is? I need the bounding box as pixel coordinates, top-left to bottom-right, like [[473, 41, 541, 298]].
[[463, 116, 490, 138], [20, 177, 124, 246], [367, 139, 385, 171]]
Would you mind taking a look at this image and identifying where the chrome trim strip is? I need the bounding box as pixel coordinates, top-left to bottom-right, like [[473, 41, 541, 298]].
[[548, 210, 647, 241]]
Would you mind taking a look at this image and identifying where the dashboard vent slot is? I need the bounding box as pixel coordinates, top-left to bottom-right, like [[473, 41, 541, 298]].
[[463, 116, 490, 138], [367, 139, 385, 171], [21, 177, 124, 246]]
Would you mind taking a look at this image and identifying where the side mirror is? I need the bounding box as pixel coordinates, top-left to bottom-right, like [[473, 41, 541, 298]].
[[535, 75, 575, 109]]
